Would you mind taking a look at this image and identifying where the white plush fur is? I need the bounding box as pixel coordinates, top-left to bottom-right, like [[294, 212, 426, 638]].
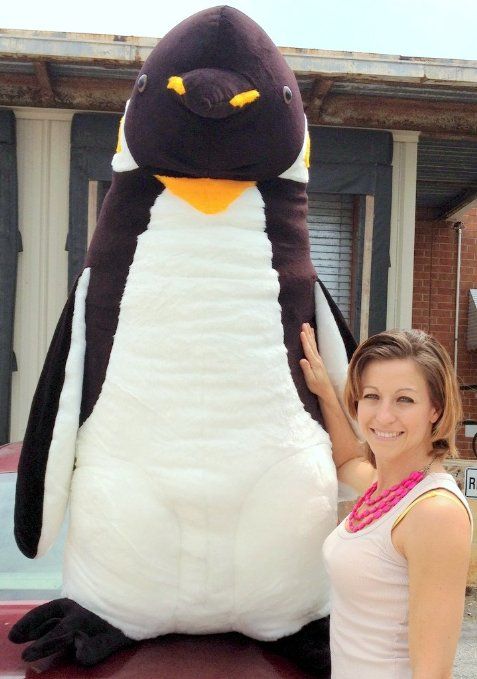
[[37, 268, 90, 558], [63, 187, 337, 641], [315, 283, 360, 501], [315, 283, 349, 405], [278, 116, 309, 184]]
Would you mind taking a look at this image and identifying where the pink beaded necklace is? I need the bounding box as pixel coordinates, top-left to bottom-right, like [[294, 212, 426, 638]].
[[347, 458, 435, 533]]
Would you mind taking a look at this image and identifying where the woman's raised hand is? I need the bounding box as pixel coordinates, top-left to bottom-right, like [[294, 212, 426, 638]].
[[299, 323, 335, 400]]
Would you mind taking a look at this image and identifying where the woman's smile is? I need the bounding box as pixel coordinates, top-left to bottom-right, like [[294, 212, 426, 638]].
[[370, 428, 404, 440]]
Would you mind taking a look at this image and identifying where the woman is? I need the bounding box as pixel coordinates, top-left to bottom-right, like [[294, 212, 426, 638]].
[[300, 325, 472, 679]]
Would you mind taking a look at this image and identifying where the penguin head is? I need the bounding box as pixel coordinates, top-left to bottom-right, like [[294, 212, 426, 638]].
[[113, 5, 308, 182]]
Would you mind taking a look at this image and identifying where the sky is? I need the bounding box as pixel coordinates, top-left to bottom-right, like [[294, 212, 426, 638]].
[[2, 0, 477, 61]]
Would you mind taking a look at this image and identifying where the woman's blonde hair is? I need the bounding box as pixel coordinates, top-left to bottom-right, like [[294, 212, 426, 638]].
[[343, 329, 462, 467]]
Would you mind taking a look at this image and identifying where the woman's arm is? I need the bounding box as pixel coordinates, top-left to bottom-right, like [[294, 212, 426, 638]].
[[399, 495, 471, 678], [299, 323, 375, 493]]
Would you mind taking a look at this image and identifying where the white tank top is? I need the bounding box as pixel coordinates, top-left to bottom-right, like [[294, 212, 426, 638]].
[[322, 472, 472, 679]]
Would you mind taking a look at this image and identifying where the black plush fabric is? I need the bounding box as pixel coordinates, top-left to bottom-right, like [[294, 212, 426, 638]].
[[258, 178, 325, 424], [81, 170, 162, 423], [8, 598, 133, 666], [14, 279, 79, 558], [11, 6, 352, 670], [177, 68, 256, 119], [125, 5, 304, 179], [265, 617, 331, 677], [14, 172, 162, 557]]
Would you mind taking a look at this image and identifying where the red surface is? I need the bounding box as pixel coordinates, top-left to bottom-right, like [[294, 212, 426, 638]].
[[1, 604, 319, 678], [0, 441, 21, 473]]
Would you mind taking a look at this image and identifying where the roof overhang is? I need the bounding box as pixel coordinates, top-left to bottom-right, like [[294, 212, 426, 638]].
[[2, 29, 477, 134], [2, 29, 477, 219]]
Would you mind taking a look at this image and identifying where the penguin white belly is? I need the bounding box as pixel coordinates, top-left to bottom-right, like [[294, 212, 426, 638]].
[[64, 186, 337, 641]]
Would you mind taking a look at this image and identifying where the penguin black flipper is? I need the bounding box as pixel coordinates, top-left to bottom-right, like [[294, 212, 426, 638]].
[[14, 169, 163, 560], [14, 269, 90, 559], [80, 169, 163, 423]]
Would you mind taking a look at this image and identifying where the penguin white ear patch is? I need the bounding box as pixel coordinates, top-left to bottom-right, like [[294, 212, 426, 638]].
[[112, 100, 139, 172], [279, 116, 309, 184]]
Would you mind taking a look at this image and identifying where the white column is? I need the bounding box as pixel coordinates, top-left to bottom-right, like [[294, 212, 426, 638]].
[[386, 130, 420, 330], [10, 107, 74, 441]]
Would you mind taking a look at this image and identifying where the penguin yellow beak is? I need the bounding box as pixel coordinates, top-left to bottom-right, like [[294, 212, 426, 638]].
[[155, 176, 256, 214]]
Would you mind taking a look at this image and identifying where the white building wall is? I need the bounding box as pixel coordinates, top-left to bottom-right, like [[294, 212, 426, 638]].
[[10, 108, 73, 442]]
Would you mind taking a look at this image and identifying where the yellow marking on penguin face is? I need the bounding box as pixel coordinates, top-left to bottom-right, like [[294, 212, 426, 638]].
[[155, 176, 256, 214], [116, 115, 124, 153], [167, 76, 186, 96], [229, 90, 260, 108], [304, 132, 311, 169]]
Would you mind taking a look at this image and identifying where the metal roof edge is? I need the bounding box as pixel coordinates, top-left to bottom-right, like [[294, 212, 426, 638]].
[[282, 50, 477, 84], [1, 29, 477, 84], [0, 30, 156, 64]]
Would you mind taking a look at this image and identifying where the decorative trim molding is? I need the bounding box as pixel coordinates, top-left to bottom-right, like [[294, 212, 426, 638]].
[[14, 107, 75, 121], [386, 130, 420, 330]]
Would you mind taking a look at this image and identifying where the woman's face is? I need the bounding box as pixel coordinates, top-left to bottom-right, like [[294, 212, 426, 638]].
[[357, 358, 440, 465]]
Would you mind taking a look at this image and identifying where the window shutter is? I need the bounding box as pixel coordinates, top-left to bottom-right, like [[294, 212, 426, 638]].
[[0, 110, 18, 444], [307, 192, 354, 323]]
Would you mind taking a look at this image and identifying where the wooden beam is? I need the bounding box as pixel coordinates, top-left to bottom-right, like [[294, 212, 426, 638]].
[[34, 61, 55, 104], [305, 78, 333, 116], [0, 72, 132, 111], [309, 94, 477, 137]]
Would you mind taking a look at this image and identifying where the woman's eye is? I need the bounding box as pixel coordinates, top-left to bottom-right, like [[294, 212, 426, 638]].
[[363, 393, 378, 400], [398, 396, 414, 403]]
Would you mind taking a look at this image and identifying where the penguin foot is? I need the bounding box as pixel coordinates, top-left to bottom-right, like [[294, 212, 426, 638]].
[[262, 617, 331, 678], [8, 598, 134, 666]]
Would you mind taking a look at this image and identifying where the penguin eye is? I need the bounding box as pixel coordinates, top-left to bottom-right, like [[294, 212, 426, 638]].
[[283, 86, 293, 104], [137, 74, 148, 93]]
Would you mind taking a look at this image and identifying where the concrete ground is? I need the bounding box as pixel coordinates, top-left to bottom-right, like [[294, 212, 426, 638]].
[[455, 593, 477, 678]]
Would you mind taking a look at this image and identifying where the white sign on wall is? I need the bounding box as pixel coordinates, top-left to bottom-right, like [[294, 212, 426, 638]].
[[464, 468, 477, 499]]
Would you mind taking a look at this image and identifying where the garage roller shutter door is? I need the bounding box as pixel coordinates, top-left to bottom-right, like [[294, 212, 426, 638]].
[[307, 192, 354, 323]]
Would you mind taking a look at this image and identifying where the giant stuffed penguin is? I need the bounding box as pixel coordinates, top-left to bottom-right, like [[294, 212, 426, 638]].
[[10, 5, 356, 673]]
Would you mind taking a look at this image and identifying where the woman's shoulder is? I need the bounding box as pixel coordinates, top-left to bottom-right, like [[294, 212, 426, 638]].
[[399, 498, 471, 569], [397, 483, 471, 552], [404, 471, 469, 522], [407, 488, 469, 524], [391, 473, 472, 557]]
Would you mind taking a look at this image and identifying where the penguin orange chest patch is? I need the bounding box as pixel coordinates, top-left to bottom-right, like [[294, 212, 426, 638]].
[[155, 176, 256, 214]]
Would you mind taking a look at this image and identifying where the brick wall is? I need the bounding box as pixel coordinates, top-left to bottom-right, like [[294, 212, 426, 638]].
[[413, 208, 477, 458]]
